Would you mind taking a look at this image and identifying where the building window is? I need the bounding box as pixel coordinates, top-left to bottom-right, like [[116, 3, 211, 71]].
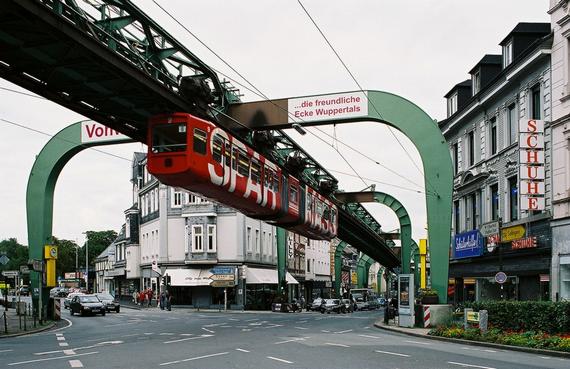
[[192, 225, 203, 252], [503, 40, 513, 68], [490, 117, 498, 156], [508, 176, 518, 221], [172, 189, 183, 208], [470, 193, 478, 230], [490, 184, 499, 221], [507, 104, 517, 145], [447, 93, 458, 117], [468, 130, 475, 166], [246, 227, 252, 252], [184, 225, 189, 253], [307, 259, 311, 273], [454, 200, 460, 233], [207, 225, 216, 252], [530, 84, 541, 120], [255, 229, 260, 253], [472, 71, 481, 95], [452, 142, 459, 174]]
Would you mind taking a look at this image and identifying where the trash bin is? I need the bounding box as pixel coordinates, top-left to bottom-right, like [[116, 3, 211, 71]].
[[16, 301, 27, 315]]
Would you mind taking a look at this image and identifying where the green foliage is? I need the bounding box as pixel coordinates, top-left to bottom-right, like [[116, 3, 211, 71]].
[[83, 230, 117, 268], [52, 237, 80, 277], [0, 238, 28, 271], [468, 301, 570, 334], [418, 288, 438, 297]]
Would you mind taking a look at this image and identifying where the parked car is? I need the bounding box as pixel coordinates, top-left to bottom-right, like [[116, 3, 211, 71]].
[[18, 286, 29, 296], [377, 297, 387, 307], [307, 297, 324, 311], [341, 299, 353, 313], [95, 293, 120, 313], [50, 287, 68, 298], [367, 298, 380, 310], [320, 299, 343, 314], [64, 292, 84, 309], [69, 294, 106, 316]]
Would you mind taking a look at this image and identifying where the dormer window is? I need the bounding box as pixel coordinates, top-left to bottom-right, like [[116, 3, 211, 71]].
[[472, 71, 481, 95], [447, 93, 458, 117], [503, 40, 513, 68]]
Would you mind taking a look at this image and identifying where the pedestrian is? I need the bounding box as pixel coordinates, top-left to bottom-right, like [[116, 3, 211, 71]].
[[159, 291, 165, 310], [133, 290, 138, 304], [166, 291, 172, 311], [143, 291, 149, 308], [148, 288, 154, 308]]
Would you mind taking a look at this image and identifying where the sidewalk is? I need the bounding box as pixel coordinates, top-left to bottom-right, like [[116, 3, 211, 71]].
[[374, 319, 570, 359], [0, 307, 55, 338]]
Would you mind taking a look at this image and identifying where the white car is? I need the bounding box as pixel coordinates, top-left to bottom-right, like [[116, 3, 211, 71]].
[[64, 292, 84, 309]]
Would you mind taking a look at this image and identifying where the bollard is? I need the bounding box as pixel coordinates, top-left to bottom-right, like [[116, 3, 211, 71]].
[[423, 305, 431, 328], [463, 308, 473, 330], [54, 299, 61, 321], [24, 306, 27, 331], [479, 310, 488, 334], [3, 311, 7, 334]]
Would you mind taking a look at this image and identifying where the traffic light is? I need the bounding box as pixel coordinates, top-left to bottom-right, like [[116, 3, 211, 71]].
[[163, 274, 171, 287]]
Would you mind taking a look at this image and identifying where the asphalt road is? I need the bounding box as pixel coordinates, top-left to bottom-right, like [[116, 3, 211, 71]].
[[0, 307, 568, 369]]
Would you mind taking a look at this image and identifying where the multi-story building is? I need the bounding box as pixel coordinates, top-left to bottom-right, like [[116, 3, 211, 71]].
[[99, 153, 335, 309], [440, 23, 552, 303], [549, 0, 570, 301]]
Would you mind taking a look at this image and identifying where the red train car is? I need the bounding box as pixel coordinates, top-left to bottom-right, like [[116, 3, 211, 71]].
[[147, 112, 337, 240]]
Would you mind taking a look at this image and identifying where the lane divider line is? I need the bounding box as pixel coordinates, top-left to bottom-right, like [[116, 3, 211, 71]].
[[267, 356, 293, 364], [447, 362, 496, 369], [159, 352, 229, 366], [374, 350, 410, 358]]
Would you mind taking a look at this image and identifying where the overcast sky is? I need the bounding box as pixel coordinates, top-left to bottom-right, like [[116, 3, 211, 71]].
[[0, 0, 549, 247]]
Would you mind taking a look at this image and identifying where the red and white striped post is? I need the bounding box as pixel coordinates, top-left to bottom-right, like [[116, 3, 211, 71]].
[[423, 305, 431, 328]]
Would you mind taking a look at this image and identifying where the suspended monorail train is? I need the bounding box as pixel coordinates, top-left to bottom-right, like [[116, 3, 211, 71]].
[[147, 112, 337, 240]]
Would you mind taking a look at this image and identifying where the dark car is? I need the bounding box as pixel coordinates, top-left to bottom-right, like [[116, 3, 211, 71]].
[[50, 287, 68, 298], [320, 299, 343, 314], [95, 293, 120, 313], [69, 294, 106, 316]]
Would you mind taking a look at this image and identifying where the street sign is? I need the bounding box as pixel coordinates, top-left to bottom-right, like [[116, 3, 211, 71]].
[[28, 259, 44, 272], [467, 311, 480, 323], [210, 266, 235, 275], [151, 260, 160, 274], [210, 280, 235, 288], [1, 270, 19, 277], [0, 254, 9, 265], [495, 271, 507, 284], [19, 265, 30, 274], [210, 274, 234, 281], [480, 221, 499, 237]]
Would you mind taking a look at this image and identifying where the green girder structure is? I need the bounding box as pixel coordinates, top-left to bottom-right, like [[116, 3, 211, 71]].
[[356, 254, 373, 288], [26, 121, 133, 316]]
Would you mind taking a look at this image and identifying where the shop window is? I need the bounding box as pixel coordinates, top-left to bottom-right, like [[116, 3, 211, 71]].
[[561, 256, 570, 300], [490, 184, 499, 221], [508, 176, 518, 221]]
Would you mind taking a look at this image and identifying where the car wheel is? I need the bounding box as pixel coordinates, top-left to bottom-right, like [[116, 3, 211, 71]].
[[320, 309, 325, 314], [70, 309, 74, 316], [116, 307, 120, 313], [101, 311, 106, 316]]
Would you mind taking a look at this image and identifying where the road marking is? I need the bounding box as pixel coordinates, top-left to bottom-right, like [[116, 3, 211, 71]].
[[447, 362, 496, 369], [236, 348, 250, 353], [294, 326, 308, 330], [159, 333, 175, 336], [264, 324, 283, 329], [363, 326, 370, 329], [63, 350, 76, 355], [8, 352, 98, 366], [144, 333, 153, 335], [56, 333, 63, 337], [57, 337, 66, 341], [229, 318, 239, 321], [121, 333, 139, 337], [202, 327, 215, 333], [60, 342, 69, 347], [267, 356, 293, 364], [274, 337, 307, 345], [404, 340, 430, 345], [321, 330, 330, 333], [159, 352, 229, 366], [0, 349, 14, 353], [325, 342, 350, 348], [245, 318, 259, 322], [180, 334, 194, 336], [335, 329, 353, 334], [358, 334, 382, 339], [163, 334, 213, 344], [68, 359, 83, 368], [241, 329, 251, 332], [374, 350, 410, 357]]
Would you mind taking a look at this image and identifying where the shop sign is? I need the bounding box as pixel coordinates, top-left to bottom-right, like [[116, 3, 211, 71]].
[[495, 271, 507, 284], [501, 225, 526, 242], [453, 230, 483, 259], [486, 234, 500, 252], [351, 271, 357, 285], [211, 280, 235, 288], [480, 221, 499, 237], [210, 266, 235, 275], [511, 236, 537, 250], [467, 311, 480, 323], [288, 91, 368, 123], [519, 119, 545, 211]]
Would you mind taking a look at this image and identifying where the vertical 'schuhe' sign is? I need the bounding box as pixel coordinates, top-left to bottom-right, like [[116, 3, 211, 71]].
[[519, 119, 545, 211]]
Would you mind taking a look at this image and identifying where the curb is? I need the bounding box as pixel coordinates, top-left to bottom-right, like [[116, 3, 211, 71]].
[[0, 321, 56, 339], [374, 323, 570, 359]]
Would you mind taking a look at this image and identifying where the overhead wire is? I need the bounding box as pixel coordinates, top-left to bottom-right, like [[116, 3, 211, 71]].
[[296, 0, 439, 196]]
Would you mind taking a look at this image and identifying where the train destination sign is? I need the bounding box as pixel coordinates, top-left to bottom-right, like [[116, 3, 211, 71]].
[[287, 91, 368, 123]]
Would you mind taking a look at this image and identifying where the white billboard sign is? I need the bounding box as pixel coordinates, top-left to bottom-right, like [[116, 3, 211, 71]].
[[518, 119, 545, 211], [81, 121, 128, 143], [519, 150, 544, 165], [287, 91, 368, 123], [520, 196, 545, 211], [519, 119, 544, 133], [519, 166, 545, 180], [519, 180, 545, 195]]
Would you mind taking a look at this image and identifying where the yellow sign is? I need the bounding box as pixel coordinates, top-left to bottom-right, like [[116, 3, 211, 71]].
[[501, 225, 525, 242], [44, 245, 58, 259], [467, 311, 480, 322], [351, 271, 358, 285]]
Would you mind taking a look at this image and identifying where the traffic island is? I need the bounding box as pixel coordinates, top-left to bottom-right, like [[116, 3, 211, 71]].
[[1, 308, 56, 338]]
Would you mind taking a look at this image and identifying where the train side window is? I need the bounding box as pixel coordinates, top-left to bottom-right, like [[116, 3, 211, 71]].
[[212, 135, 223, 163], [251, 158, 261, 183], [232, 148, 238, 170], [237, 150, 250, 177], [307, 193, 312, 210], [323, 205, 330, 220], [193, 128, 207, 155], [331, 208, 337, 223], [273, 174, 280, 192], [290, 184, 298, 204], [224, 142, 231, 167], [264, 168, 271, 189]]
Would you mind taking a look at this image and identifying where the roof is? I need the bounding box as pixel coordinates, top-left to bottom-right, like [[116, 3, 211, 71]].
[[499, 22, 551, 46], [468, 54, 502, 74], [444, 79, 472, 98], [95, 243, 115, 260]]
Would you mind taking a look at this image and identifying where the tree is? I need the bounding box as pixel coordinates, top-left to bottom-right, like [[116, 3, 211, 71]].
[[82, 230, 118, 269], [52, 238, 80, 278], [0, 238, 28, 272]]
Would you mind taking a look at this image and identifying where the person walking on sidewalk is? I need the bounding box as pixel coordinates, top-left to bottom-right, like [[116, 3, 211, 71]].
[[159, 292, 165, 310], [166, 291, 172, 311]]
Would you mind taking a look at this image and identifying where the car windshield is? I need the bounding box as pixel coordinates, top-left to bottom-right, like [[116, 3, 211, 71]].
[[96, 294, 113, 300], [80, 296, 100, 303]]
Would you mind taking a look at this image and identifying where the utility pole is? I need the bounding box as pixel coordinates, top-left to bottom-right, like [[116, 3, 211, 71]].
[[83, 232, 88, 292]]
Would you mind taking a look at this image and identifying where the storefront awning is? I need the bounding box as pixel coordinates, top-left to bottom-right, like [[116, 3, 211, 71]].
[[246, 267, 299, 285], [164, 268, 212, 286]]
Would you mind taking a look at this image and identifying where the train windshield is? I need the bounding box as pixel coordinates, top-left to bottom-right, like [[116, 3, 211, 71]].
[[152, 123, 187, 153]]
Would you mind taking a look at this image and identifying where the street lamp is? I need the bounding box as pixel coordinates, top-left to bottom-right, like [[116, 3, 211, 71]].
[[83, 232, 89, 292]]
